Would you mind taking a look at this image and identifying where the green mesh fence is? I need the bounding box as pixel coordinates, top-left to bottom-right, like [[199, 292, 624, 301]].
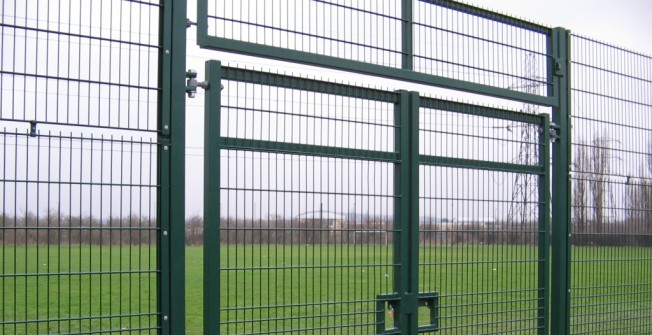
[[569, 34, 652, 335], [1, 1, 166, 334]]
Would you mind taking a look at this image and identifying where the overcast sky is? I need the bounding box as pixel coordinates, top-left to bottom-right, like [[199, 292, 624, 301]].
[[460, 0, 652, 55]]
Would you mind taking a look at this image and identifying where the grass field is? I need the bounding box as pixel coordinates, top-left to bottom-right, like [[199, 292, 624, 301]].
[[1, 244, 651, 334]]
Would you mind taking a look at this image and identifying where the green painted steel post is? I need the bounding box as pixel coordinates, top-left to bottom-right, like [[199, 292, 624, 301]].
[[538, 114, 551, 335], [401, 0, 414, 70], [549, 27, 572, 335], [394, 90, 420, 334], [204, 61, 222, 335], [159, 0, 187, 334]]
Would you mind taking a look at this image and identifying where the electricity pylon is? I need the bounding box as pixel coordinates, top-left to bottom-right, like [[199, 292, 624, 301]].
[[507, 53, 546, 230]]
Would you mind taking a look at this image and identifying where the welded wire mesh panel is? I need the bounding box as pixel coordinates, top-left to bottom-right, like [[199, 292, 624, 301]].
[[204, 0, 403, 68], [414, 0, 550, 94], [569, 35, 652, 334], [214, 69, 398, 334], [1, 0, 161, 334], [199, 0, 553, 104], [420, 103, 543, 166], [418, 101, 548, 334]]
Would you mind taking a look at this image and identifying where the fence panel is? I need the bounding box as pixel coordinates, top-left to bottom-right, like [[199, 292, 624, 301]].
[[196, 0, 555, 105], [0, 0, 167, 334], [418, 98, 550, 334], [569, 35, 652, 335], [204, 64, 401, 335], [203, 62, 551, 334]]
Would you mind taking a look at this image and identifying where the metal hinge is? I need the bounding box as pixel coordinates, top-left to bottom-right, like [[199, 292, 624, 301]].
[[186, 69, 224, 98], [550, 122, 561, 142], [185, 69, 209, 98]]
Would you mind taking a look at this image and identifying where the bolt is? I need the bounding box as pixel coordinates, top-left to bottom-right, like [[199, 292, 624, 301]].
[[164, 125, 169, 130], [163, 231, 168, 236], [163, 145, 169, 151], [163, 315, 168, 321], [165, 50, 170, 55]]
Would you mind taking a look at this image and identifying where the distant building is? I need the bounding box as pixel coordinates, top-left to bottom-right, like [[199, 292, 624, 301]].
[[452, 217, 496, 227], [295, 211, 347, 229]]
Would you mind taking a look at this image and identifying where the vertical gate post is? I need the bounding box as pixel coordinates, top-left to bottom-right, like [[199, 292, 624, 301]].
[[204, 61, 222, 335], [401, 0, 414, 71], [549, 27, 572, 335], [393, 91, 420, 334], [160, 0, 187, 334], [538, 114, 551, 335]]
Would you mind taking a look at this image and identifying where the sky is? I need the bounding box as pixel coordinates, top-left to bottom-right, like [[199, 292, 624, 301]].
[[460, 0, 652, 55]]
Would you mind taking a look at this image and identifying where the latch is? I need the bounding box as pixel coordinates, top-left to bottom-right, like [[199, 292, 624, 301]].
[[376, 292, 439, 334], [185, 69, 209, 98]]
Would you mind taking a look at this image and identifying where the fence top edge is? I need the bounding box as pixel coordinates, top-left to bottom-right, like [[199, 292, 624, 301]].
[[420, 0, 551, 35]]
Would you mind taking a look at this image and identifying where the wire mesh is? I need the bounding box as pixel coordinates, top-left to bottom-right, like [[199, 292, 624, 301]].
[[1, 0, 161, 334], [204, 0, 403, 68], [569, 35, 652, 335], [214, 68, 398, 334], [418, 100, 548, 334], [413, 0, 550, 94], [199, 0, 553, 101]]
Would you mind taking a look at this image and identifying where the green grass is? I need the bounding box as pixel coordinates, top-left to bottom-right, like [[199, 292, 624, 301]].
[[1, 245, 157, 335], [1, 244, 651, 334]]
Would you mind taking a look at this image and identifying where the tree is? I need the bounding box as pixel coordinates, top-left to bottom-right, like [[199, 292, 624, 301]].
[[626, 140, 652, 238], [588, 133, 612, 233], [572, 140, 589, 232]]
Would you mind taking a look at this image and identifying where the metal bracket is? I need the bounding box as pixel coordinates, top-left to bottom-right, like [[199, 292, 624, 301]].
[[185, 69, 210, 98], [550, 122, 561, 142], [29, 120, 37, 137], [554, 58, 565, 77], [376, 292, 439, 334]]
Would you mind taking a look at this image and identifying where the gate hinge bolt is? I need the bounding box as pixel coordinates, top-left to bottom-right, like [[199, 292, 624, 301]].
[[549, 122, 561, 142], [186, 69, 209, 98], [163, 315, 169, 321]]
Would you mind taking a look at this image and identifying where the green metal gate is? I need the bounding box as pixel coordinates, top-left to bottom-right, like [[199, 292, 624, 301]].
[[3, 0, 651, 334], [202, 61, 551, 334]]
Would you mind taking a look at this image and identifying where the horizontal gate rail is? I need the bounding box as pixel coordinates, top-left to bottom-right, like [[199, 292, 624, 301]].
[[220, 138, 399, 163], [197, 0, 556, 106]]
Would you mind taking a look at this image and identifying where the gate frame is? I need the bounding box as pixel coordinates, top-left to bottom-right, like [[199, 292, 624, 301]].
[[195, 1, 575, 334], [202, 62, 553, 335]]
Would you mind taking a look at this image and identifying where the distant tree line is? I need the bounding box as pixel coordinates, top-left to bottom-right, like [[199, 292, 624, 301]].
[[5, 134, 652, 248], [4, 210, 650, 247], [0, 211, 157, 246], [572, 133, 652, 246]]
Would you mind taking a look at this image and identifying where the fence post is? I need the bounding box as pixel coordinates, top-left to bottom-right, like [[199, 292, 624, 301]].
[[203, 60, 222, 335], [394, 90, 420, 334], [159, 0, 188, 334], [549, 27, 572, 335], [538, 114, 551, 335], [401, 0, 414, 70]]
